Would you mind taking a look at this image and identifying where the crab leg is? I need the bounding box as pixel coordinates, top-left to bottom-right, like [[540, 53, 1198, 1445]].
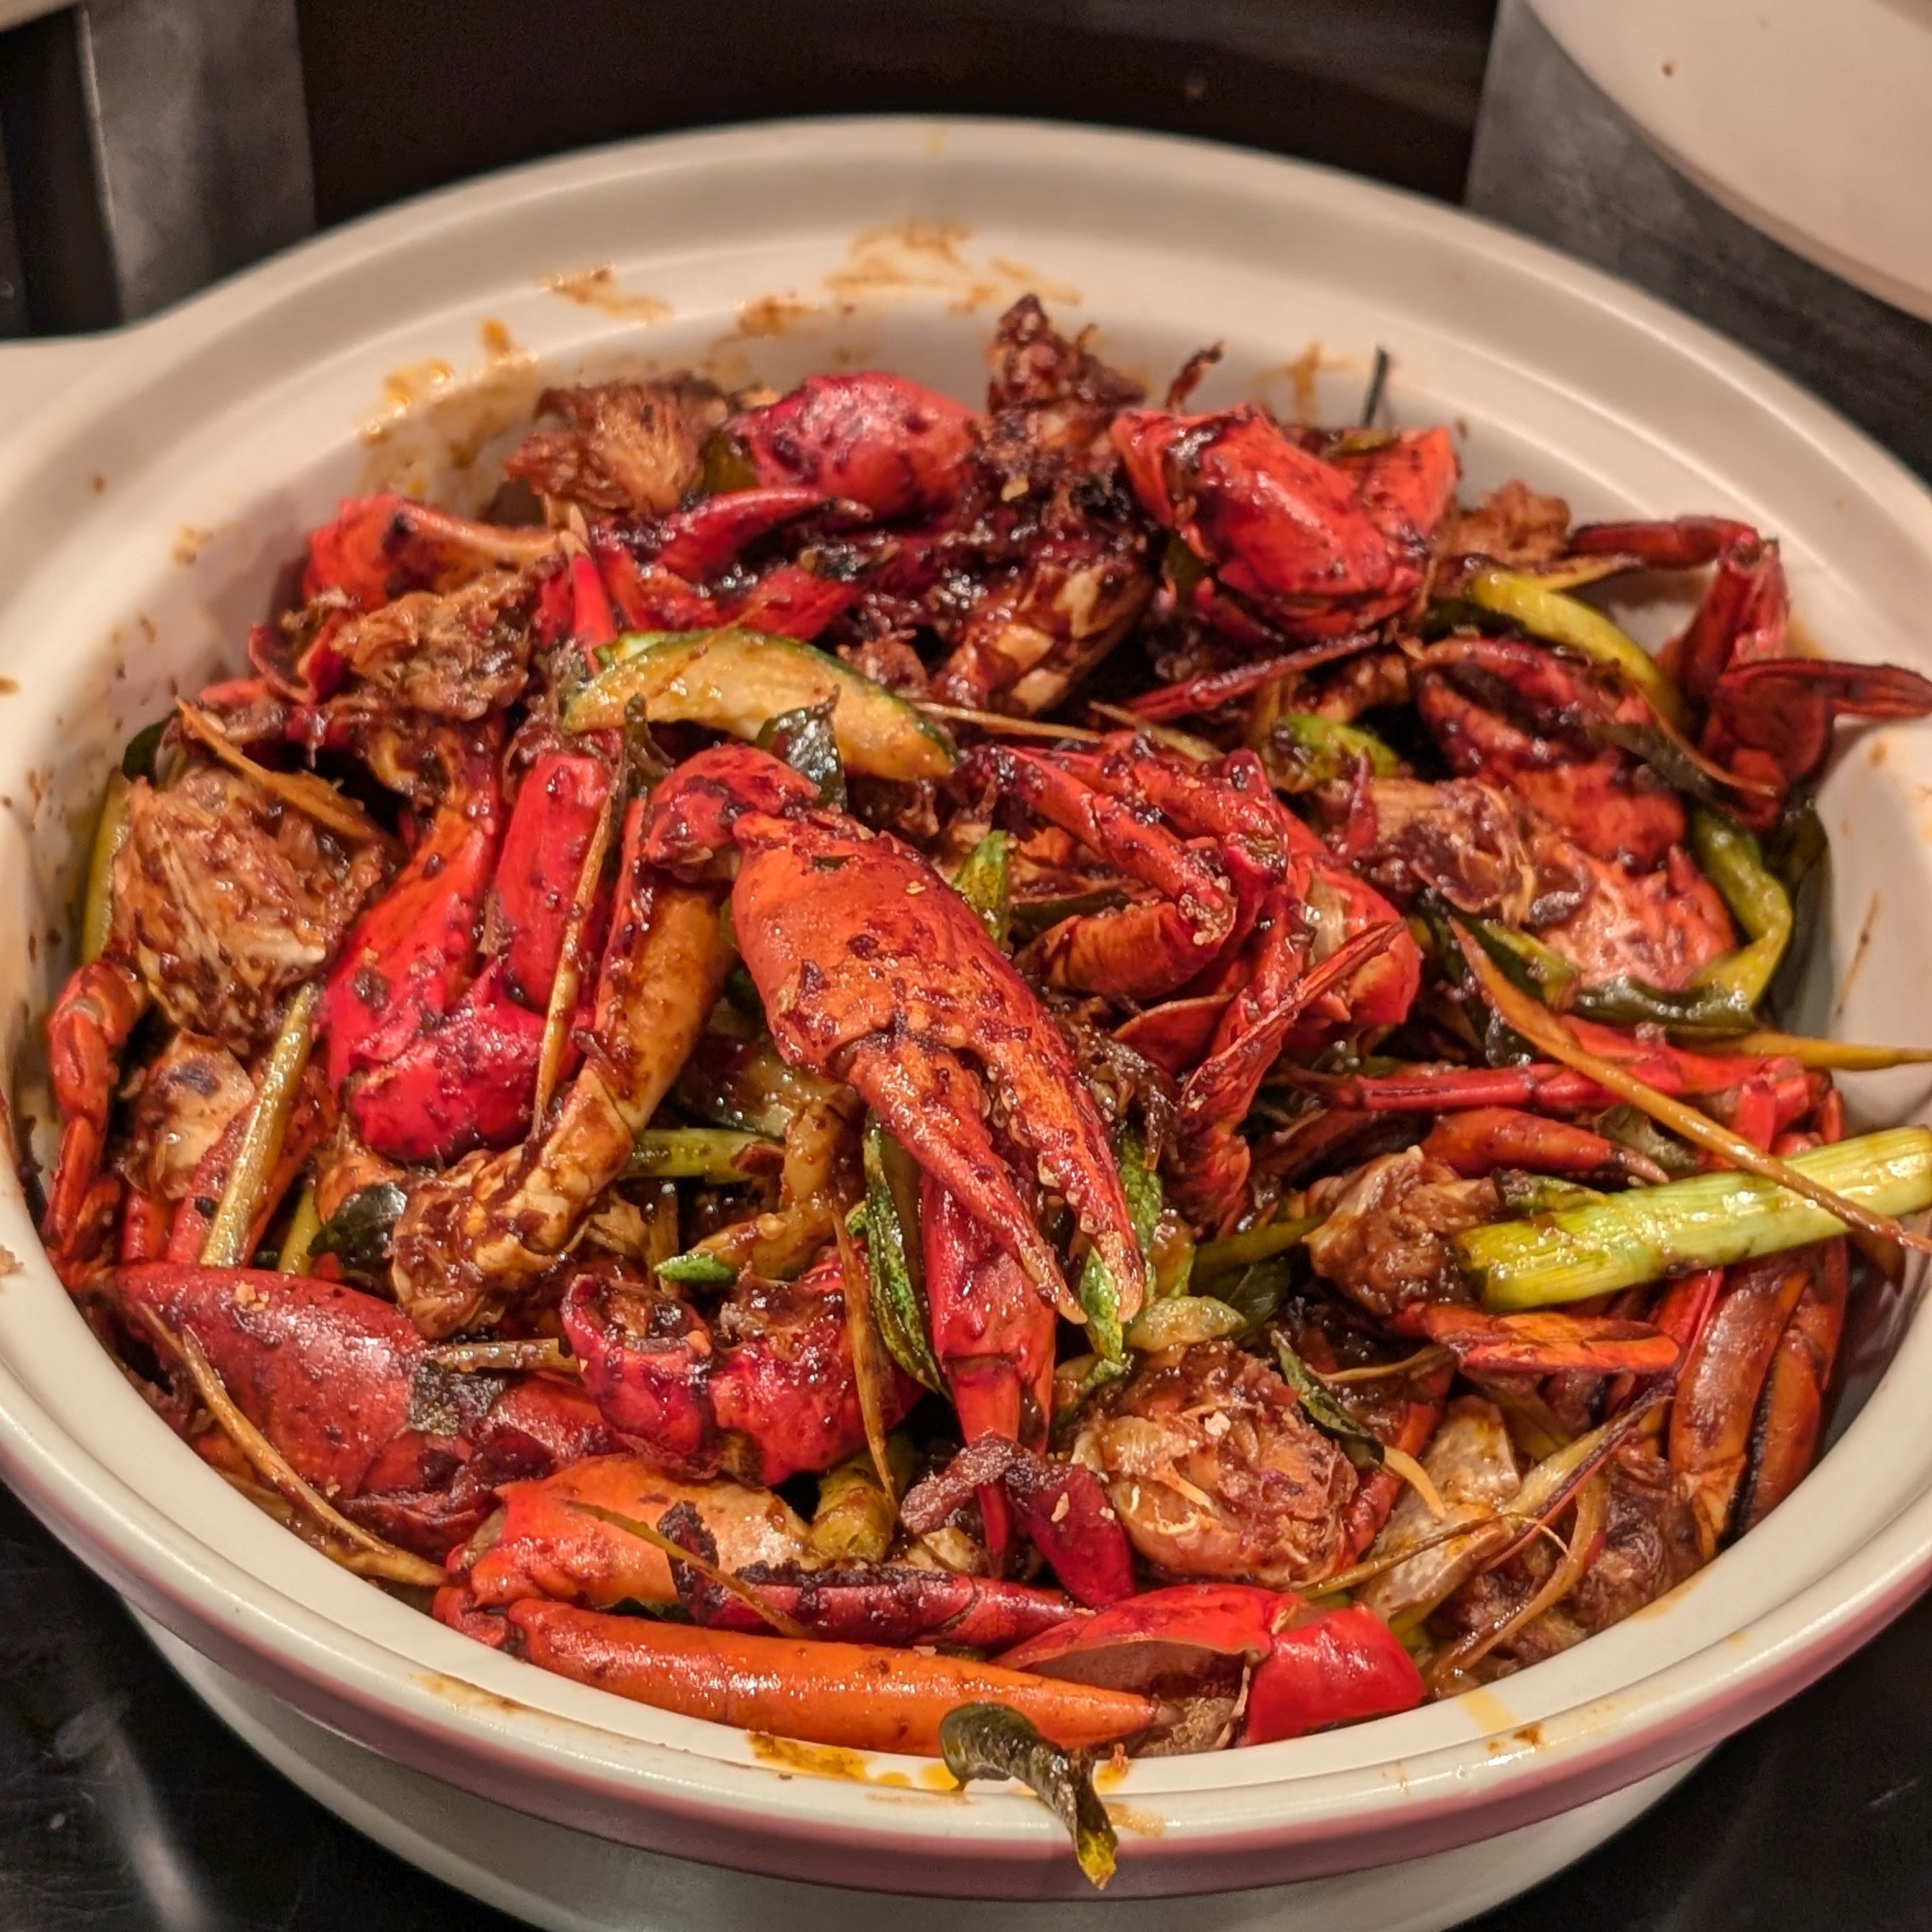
[[1669, 1246, 1824, 1557], [42, 957, 148, 1267], [993, 745, 1243, 1000], [1734, 1239, 1849, 1534], [302, 494, 555, 607], [1421, 1107, 1665, 1183], [1170, 921, 1400, 1230], [1406, 1305, 1679, 1377]]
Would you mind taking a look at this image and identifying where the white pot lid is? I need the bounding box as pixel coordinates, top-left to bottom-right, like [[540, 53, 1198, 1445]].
[[1529, 0, 1932, 325]]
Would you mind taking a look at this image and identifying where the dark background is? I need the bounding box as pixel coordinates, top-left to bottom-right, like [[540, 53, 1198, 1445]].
[[3, 3, 1932, 1927]]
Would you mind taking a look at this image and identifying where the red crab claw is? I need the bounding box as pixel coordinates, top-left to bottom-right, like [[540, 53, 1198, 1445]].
[[1707, 658, 1932, 793], [730, 371, 979, 520], [302, 495, 555, 608], [997, 1581, 1424, 1745], [319, 739, 501, 1091], [1406, 1305, 1680, 1377], [635, 740, 824, 876], [727, 800, 1148, 1323], [1670, 1239, 1848, 1557], [723, 562, 858, 642], [114, 1262, 614, 1555], [1043, 738, 1418, 1037], [42, 958, 149, 1269], [900, 1435, 1138, 1608], [653, 485, 838, 580], [1421, 1106, 1663, 1183], [1414, 634, 1690, 867], [1332, 429, 1462, 554], [336, 745, 601, 1165], [587, 524, 722, 635], [1113, 406, 1454, 638], [488, 750, 614, 1009], [991, 744, 1251, 1001], [921, 1176, 1057, 1563], [560, 1253, 919, 1486], [387, 796, 732, 1338]]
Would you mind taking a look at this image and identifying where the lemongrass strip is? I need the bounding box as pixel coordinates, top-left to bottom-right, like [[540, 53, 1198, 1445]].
[[1194, 1213, 1323, 1280], [1714, 1032, 1932, 1072], [275, 1184, 321, 1274], [916, 702, 1106, 743], [1455, 924, 1932, 1261], [835, 1214, 899, 1503], [1319, 1511, 1530, 1596], [1383, 1446, 1446, 1521], [1431, 1474, 1609, 1692], [176, 703, 397, 852], [567, 1501, 810, 1639], [1316, 1346, 1455, 1386], [1082, 702, 1217, 762], [532, 778, 616, 1125], [1518, 555, 1636, 591], [79, 771, 131, 964], [1460, 1126, 1932, 1308], [201, 982, 319, 1268], [174, 1328, 443, 1587], [427, 1338, 578, 1375]]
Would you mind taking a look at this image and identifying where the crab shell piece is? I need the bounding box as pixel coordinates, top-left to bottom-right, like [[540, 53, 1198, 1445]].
[[731, 371, 979, 520], [1111, 406, 1457, 637]]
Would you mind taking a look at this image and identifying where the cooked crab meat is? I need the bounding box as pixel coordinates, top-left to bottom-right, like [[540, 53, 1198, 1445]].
[[1303, 1148, 1500, 1322], [334, 569, 538, 720], [118, 1032, 254, 1204], [1074, 1339, 1357, 1589], [503, 377, 728, 516], [109, 763, 387, 1055]]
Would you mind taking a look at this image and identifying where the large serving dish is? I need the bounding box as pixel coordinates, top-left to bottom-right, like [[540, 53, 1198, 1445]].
[[0, 118, 1929, 1905]]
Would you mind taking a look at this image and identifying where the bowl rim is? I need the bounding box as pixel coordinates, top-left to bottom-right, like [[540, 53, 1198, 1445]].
[[2, 112, 1931, 1878]]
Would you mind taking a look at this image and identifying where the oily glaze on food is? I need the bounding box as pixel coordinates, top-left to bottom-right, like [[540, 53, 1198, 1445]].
[[34, 296, 1932, 1883]]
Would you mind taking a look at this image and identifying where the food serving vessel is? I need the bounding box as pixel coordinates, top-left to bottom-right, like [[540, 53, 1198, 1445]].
[[0, 118, 1929, 1904]]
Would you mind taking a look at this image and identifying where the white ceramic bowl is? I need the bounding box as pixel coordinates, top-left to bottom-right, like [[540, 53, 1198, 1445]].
[[1, 118, 1929, 1904]]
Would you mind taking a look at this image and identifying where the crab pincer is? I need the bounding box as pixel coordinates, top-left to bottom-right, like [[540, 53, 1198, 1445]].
[[726, 802, 1148, 1324], [114, 1263, 613, 1558]]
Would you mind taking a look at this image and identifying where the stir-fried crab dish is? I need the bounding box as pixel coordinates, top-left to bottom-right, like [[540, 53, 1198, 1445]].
[[35, 297, 1932, 1882]]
